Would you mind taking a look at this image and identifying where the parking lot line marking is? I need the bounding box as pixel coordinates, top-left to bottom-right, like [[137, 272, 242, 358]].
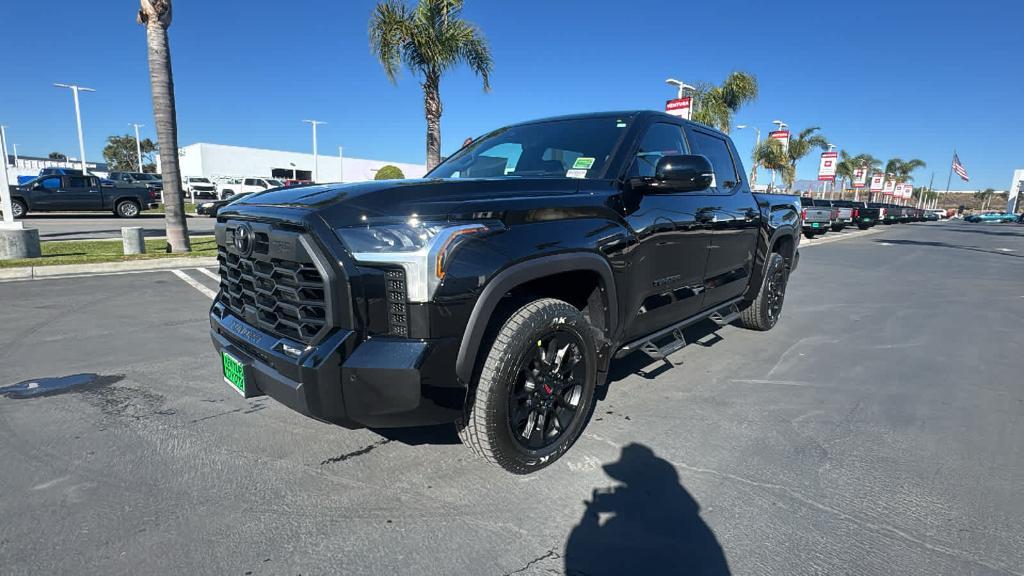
[[170, 269, 218, 300], [195, 267, 221, 282]]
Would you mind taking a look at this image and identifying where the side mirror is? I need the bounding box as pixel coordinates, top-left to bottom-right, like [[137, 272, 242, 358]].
[[647, 155, 715, 193]]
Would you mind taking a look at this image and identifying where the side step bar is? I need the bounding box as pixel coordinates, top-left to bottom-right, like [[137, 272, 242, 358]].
[[615, 298, 743, 365]]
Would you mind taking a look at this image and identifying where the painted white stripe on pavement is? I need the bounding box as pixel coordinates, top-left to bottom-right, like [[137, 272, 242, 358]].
[[170, 269, 218, 300], [195, 267, 221, 282]]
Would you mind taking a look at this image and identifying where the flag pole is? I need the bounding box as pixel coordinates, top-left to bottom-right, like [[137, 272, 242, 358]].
[[944, 148, 955, 196]]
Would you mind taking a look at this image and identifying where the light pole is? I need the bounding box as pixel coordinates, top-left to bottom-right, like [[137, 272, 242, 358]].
[[54, 83, 95, 175], [665, 78, 695, 100], [303, 119, 326, 182], [770, 120, 787, 190], [338, 146, 344, 183], [0, 126, 8, 168], [736, 124, 761, 187], [12, 143, 17, 166], [130, 123, 144, 172]]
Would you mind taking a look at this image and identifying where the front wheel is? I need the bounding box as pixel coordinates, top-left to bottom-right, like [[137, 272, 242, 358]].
[[857, 224, 870, 230], [456, 298, 598, 474], [737, 252, 789, 331], [115, 200, 141, 218], [10, 199, 27, 219]]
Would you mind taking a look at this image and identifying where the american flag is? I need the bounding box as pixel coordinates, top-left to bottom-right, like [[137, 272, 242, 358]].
[[952, 154, 969, 182]]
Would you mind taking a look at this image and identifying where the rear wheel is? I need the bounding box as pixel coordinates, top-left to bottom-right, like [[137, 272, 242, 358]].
[[737, 252, 788, 331], [830, 224, 844, 232], [802, 230, 815, 239], [115, 199, 140, 218], [857, 224, 870, 230], [456, 298, 598, 474]]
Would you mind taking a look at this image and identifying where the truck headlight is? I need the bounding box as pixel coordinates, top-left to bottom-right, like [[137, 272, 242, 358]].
[[336, 219, 494, 302]]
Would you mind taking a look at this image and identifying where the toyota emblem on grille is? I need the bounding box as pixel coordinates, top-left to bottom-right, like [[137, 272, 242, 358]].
[[233, 223, 253, 256]]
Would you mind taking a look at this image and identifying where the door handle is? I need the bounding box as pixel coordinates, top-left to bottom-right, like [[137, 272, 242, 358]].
[[696, 208, 716, 224]]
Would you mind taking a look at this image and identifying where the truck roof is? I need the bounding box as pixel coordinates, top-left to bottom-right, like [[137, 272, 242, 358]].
[[506, 110, 728, 137]]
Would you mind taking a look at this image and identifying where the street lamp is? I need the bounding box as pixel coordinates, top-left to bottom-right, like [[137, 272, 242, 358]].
[[130, 123, 144, 172], [665, 78, 695, 99], [769, 120, 787, 190], [736, 124, 761, 187], [54, 83, 96, 175], [303, 119, 326, 183]]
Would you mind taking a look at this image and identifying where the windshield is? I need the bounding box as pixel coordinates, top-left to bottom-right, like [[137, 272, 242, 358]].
[[429, 116, 632, 180], [134, 173, 159, 181], [190, 177, 211, 183], [266, 179, 284, 187]]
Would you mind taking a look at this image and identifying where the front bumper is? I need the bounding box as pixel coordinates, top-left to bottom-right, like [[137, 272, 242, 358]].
[[210, 303, 464, 428]]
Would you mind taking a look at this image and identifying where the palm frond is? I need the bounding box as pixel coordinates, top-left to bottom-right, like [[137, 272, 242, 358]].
[[369, 0, 412, 84]]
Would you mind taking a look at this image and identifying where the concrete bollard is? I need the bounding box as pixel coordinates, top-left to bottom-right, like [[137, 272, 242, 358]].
[[122, 227, 146, 255], [0, 226, 41, 260]]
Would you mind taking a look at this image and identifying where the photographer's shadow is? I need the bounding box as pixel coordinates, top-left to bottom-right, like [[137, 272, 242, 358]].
[[564, 443, 730, 576]]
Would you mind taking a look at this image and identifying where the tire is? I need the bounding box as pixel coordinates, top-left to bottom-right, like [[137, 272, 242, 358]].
[[737, 252, 788, 332], [10, 199, 27, 219], [857, 224, 870, 230], [802, 230, 815, 239], [456, 298, 598, 474], [116, 199, 141, 218], [830, 224, 844, 232]]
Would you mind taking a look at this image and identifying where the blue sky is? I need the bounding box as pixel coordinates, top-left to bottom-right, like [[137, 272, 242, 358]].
[[1, 0, 1020, 190]]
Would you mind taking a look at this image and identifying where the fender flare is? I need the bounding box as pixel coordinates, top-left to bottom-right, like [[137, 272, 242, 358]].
[[454, 252, 619, 384], [743, 225, 798, 301]]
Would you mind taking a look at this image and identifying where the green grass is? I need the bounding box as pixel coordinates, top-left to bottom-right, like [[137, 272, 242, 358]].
[[143, 202, 198, 214], [0, 237, 218, 268]]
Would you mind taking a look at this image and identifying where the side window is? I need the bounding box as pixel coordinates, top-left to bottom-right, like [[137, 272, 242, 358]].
[[39, 177, 61, 190], [67, 176, 89, 189], [244, 178, 257, 186], [689, 130, 740, 192], [629, 123, 688, 178]]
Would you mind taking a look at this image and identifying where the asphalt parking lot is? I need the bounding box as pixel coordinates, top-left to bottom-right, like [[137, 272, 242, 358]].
[[18, 213, 215, 241], [1, 220, 1022, 575]]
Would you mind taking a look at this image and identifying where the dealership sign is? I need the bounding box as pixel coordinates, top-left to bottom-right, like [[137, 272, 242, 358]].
[[818, 152, 838, 181], [869, 173, 885, 192], [853, 167, 868, 188], [883, 178, 896, 196], [665, 97, 693, 120], [768, 130, 790, 151]]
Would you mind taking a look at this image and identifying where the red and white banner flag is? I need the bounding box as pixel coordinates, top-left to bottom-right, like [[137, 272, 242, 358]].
[[768, 130, 790, 151], [665, 97, 692, 120], [869, 173, 885, 192], [883, 178, 896, 196], [818, 152, 838, 181], [853, 167, 868, 188]]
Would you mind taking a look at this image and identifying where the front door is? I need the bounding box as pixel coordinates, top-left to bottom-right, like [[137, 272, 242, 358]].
[[686, 127, 761, 308], [621, 122, 716, 341]]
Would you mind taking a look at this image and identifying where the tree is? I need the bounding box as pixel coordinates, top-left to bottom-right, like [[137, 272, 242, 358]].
[[102, 134, 157, 171], [751, 139, 793, 191], [374, 165, 405, 180], [369, 0, 493, 171], [138, 0, 189, 253], [48, 152, 67, 161], [691, 72, 758, 134], [781, 127, 829, 189], [835, 152, 881, 199]]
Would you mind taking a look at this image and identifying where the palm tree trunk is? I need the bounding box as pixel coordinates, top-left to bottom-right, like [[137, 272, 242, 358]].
[[145, 17, 190, 252], [423, 70, 443, 171]]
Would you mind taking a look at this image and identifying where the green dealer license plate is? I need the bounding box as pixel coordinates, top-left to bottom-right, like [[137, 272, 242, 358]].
[[222, 352, 246, 396], [812, 222, 820, 228]]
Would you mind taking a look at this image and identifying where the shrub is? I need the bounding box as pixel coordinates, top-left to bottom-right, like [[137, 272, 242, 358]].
[[375, 165, 405, 180]]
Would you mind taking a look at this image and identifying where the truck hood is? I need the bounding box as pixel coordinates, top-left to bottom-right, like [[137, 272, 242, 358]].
[[228, 178, 584, 226]]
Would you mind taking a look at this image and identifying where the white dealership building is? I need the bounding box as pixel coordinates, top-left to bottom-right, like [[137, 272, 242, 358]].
[[167, 143, 426, 183]]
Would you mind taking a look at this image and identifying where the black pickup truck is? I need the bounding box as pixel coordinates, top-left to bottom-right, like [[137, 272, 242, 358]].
[[209, 111, 801, 473], [8, 174, 160, 218]]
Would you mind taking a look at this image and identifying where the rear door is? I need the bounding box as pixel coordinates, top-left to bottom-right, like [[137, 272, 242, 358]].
[[686, 127, 760, 308], [621, 121, 716, 340], [64, 175, 102, 209]]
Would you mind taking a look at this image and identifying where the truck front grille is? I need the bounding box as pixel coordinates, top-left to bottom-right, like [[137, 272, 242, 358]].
[[216, 222, 329, 344]]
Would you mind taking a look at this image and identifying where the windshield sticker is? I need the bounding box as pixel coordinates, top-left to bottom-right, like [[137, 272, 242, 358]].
[[572, 157, 595, 170], [616, 119, 627, 128], [566, 169, 588, 179]]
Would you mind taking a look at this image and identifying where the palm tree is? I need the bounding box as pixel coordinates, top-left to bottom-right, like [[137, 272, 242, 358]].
[[751, 139, 793, 191], [691, 72, 758, 134], [782, 126, 829, 190], [369, 0, 493, 170], [835, 152, 881, 200], [138, 0, 189, 253]]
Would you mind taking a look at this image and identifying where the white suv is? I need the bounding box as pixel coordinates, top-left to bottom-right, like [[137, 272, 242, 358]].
[[183, 176, 217, 200]]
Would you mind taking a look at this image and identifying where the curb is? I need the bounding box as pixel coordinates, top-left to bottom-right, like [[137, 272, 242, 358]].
[[0, 256, 219, 282]]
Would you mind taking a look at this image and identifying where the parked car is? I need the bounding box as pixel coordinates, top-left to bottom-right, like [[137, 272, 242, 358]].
[[928, 209, 948, 219], [922, 210, 939, 221], [108, 171, 163, 198], [215, 177, 285, 198], [849, 201, 881, 229], [209, 110, 802, 473], [966, 212, 1017, 223], [7, 174, 159, 218], [196, 192, 252, 217], [800, 197, 834, 238], [183, 176, 218, 200], [283, 179, 313, 187], [17, 167, 115, 187]]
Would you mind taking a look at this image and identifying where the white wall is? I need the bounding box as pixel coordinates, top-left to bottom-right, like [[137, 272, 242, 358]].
[[1008, 169, 1023, 213], [169, 143, 425, 183]]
